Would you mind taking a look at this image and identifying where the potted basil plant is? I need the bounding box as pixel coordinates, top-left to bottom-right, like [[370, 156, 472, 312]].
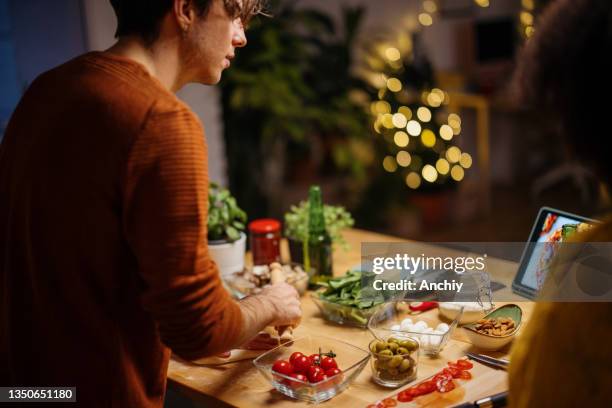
[[207, 182, 247, 278], [284, 201, 354, 263]]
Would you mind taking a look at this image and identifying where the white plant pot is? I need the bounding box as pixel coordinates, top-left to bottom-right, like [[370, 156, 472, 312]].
[[208, 232, 246, 278]]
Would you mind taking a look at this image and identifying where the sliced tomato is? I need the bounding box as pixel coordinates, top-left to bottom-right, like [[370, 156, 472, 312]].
[[406, 387, 422, 398], [382, 398, 397, 407], [435, 376, 456, 393], [455, 359, 473, 370], [397, 391, 413, 402], [443, 366, 462, 378], [457, 370, 472, 380], [416, 380, 437, 395]]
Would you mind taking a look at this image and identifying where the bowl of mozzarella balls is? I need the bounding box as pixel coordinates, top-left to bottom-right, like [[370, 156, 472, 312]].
[[367, 301, 464, 356]]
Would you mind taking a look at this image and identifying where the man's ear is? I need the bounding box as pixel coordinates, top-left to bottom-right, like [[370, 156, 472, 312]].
[[174, 0, 196, 32]]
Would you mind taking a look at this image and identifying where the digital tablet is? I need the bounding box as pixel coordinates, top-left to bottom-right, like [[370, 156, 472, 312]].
[[511, 207, 597, 299]]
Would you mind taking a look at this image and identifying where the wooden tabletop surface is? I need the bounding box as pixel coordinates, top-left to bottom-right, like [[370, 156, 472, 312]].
[[167, 228, 534, 407]]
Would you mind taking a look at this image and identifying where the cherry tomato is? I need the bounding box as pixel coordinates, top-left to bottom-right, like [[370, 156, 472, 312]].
[[382, 397, 397, 407], [324, 367, 342, 385], [272, 360, 293, 376], [287, 372, 307, 388], [308, 353, 322, 366], [397, 391, 413, 402], [292, 355, 312, 374], [307, 366, 325, 383], [289, 352, 304, 364], [325, 367, 341, 377], [457, 370, 472, 380], [455, 359, 473, 370], [320, 356, 338, 371]]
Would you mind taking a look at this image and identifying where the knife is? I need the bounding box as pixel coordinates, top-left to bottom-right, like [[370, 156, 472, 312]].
[[466, 352, 509, 370], [451, 391, 508, 408]]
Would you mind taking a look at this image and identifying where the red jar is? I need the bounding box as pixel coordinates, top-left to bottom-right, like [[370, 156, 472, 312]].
[[248, 219, 281, 266]]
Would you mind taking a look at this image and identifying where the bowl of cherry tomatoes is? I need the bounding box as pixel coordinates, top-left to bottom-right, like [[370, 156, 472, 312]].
[[253, 335, 370, 403]]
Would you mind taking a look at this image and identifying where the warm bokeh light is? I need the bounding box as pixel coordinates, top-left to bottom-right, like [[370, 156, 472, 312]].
[[393, 131, 409, 147], [384, 47, 401, 62], [416, 106, 432, 122], [405, 172, 421, 189], [436, 158, 450, 175], [406, 120, 422, 136], [446, 146, 461, 163], [392, 112, 408, 128], [423, 0, 437, 13], [421, 129, 436, 147], [396, 150, 412, 167], [383, 156, 398, 172], [387, 78, 402, 92], [448, 113, 461, 129], [418, 13, 433, 26], [422, 164, 438, 183], [460, 152, 473, 169], [426, 89, 444, 107], [522, 0, 534, 10], [398, 106, 412, 120], [381, 113, 394, 129], [525, 26, 535, 37], [450, 165, 465, 181], [475, 0, 490, 7], [373, 100, 391, 114], [520, 11, 534, 26], [439, 124, 454, 141]]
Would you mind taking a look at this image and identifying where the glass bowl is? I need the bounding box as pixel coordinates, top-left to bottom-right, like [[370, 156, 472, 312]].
[[253, 334, 370, 403], [369, 337, 419, 388], [367, 301, 464, 356], [311, 294, 391, 328], [224, 262, 310, 298]]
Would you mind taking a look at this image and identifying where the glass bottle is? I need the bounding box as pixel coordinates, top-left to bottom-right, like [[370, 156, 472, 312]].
[[306, 186, 332, 283]]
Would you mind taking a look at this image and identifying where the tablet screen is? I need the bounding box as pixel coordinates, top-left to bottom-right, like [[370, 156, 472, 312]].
[[519, 210, 595, 292]]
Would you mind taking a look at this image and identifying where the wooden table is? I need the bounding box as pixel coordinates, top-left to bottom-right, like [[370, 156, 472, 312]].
[[167, 229, 534, 407]]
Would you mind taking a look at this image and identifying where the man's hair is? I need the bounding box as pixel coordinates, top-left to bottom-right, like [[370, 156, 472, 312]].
[[513, 0, 612, 185], [109, 0, 265, 44]]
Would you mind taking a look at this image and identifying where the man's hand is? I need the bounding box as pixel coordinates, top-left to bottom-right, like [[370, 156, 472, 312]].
[[258, 283, 302, 327], [234, 283, 302, 348]]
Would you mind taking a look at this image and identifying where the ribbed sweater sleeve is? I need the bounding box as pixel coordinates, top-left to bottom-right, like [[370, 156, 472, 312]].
[[122, 101, 242, 360]]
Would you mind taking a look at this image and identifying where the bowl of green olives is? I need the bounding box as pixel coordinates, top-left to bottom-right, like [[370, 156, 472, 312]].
[[369, 337, 419, 388]]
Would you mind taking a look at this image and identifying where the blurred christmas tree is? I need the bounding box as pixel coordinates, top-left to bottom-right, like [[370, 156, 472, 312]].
[[364, 34, 472, 193]]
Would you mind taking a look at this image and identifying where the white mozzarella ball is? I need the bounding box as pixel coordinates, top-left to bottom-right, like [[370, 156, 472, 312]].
[[436, 323, 450, 333]]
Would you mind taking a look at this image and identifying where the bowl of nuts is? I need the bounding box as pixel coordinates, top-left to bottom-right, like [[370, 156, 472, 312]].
[[369, 337, 419, 388], [463, 304, 522, 351], [224, 262, 310, 298]]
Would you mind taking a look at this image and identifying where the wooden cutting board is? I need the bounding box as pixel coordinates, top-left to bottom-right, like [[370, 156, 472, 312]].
[[367, 360, 507, 408]]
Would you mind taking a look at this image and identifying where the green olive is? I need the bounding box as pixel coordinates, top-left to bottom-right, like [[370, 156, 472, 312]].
[[400, 339, 419, 351], [396, 347, 408, 355], [378, 349, 393, 360], [399, 358, 413, 372], [388, 355, 403, 368], [388, 342, 399, 352], [370, 343, 378, 353], [387, 337, 400, 344], [376, 341, 389, 352]]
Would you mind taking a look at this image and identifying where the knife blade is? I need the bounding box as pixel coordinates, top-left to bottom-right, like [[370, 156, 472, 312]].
[[466, 352, 509, 370]]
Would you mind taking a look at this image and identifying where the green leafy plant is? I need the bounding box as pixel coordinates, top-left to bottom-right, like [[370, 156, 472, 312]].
[[284, 201, 354, 250], [207, 182, 247, 242], [220, 1, 374, 219]]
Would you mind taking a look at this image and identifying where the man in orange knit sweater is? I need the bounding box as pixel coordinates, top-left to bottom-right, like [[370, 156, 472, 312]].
[[0, 0, 301, 406]]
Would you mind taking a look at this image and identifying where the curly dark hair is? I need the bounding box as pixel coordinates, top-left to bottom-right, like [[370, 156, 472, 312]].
[[109, 0, 266, 45], [514, 0, 612, 185]]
